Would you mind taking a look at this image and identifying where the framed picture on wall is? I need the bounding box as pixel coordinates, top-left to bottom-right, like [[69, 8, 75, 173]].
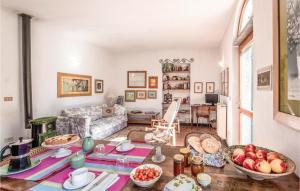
[[148, 76, 158, 88], [57, 72, 92, 97], [125, 90, 136, 102], [127, 71, 147, 88], [257, 66, 272, 90], [95, 79, 104, 93], [194, 82, 203, 93], [278, 0, 300, 118], [206, 82, 215, 93], [136, 90, 147, 99], [148, 90, 157, 99]]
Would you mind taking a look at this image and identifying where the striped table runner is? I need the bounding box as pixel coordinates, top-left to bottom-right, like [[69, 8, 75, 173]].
[[28, 142, 154, 191], [5, 146, 82, 181]]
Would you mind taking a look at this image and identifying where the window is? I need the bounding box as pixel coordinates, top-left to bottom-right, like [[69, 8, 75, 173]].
[[237, 0, 254, 144], [238, 0, 253, 34]]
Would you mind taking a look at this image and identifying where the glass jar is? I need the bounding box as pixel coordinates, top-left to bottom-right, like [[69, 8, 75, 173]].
[[173, 154, 184, 176], [179, 147, 191, 167], [191, 156, 204, 177]]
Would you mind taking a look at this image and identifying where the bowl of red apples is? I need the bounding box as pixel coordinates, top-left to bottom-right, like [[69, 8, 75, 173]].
[[225, 144, 295, 180]]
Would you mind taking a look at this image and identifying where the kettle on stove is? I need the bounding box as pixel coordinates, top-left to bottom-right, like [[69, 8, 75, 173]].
[[0, 137, 33, 172]]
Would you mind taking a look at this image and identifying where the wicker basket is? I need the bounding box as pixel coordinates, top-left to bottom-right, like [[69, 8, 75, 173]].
[[224, 145, 296, 180]]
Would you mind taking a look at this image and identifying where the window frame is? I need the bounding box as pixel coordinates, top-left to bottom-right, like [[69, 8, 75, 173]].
[[237, 0, 253, 35]]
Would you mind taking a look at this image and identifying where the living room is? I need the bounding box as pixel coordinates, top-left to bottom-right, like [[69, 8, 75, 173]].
[[1, 0, 300, 190]]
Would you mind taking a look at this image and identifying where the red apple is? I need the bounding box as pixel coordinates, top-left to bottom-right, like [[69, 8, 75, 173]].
[[245, 144, 256, 153], [245, 151, 257, 160], [232, 148, 246, 166], [267, 152, 279, 163], [256, 149, 267, 160], [233, 148, 245, 156], [255, 159, 271, 174], [243, 158, 255, 170], [270, 159, 286, 173]]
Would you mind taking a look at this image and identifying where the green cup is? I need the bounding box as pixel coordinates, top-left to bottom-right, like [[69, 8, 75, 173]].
[[70, 151, 85, 169]]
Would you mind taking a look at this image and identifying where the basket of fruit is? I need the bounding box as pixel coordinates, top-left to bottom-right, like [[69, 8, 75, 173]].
[[224, 144, 296, 180], [130, 164, 162, 188]]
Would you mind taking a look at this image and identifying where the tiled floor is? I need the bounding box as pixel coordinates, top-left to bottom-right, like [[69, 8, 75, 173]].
[[105, 124, 217, 146]]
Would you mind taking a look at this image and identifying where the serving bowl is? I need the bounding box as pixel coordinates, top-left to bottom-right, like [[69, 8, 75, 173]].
[[224, 145, 296, 180], [130, 164, 162, 188], [197, 173, 211, 187]]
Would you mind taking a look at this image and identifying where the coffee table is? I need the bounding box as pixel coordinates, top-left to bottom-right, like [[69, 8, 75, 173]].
[[128, 111, 160, 124]]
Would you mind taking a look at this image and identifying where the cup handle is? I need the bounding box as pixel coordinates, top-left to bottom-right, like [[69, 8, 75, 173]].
[[68, 172, 72, 179]]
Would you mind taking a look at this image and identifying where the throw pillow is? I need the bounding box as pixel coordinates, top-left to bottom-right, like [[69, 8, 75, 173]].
[[114, 104, 126, 116], [102, 107, 115, 117]]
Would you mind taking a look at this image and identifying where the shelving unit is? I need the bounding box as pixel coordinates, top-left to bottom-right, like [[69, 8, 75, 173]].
[[160, 58, 194, 123]]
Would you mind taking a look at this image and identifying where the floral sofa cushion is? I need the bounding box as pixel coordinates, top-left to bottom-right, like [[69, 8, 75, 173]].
[[61, 105, 103, 121], [56, 104, 127, 139], [90, 115, 128, 140]]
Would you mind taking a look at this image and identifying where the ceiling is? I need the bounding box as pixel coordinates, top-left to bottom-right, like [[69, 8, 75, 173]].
[[2, 0, 237, 52]]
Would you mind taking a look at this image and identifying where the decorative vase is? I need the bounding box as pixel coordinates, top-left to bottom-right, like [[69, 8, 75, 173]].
[[82, 136, 94, 153]]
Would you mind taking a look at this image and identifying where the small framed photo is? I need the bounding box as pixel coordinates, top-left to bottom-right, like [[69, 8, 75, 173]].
[[257, 66, 272, 90], [125, 90, 136, 102], [149, 76, 158, 89], [136, 90, 147, 99], [194, 82, 203, 93], [206, 82, 215, 93], [95, 79, 103, 93], [148, 90, 157, 99]]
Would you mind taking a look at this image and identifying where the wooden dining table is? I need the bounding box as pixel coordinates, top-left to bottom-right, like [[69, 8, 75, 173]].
[[0, 140, 299, 191]]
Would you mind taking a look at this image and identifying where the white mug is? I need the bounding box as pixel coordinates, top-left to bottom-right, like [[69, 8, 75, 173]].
[[121, 140, 131, 150], [69, 167, 88, 186]]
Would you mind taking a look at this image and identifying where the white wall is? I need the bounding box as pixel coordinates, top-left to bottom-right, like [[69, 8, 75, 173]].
[[0, 8, 27, 147], [221, 0, 300, 176], [111, 49, 222, 113], [0, 8, 114, 146], [220, 1, 240, 146], [31, 22, 113, 117]]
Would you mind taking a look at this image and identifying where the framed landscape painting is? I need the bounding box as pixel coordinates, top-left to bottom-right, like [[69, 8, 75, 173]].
[[148, 90, 157, 99], [125, 90, 136, 102], [136, 90, 147, 99], [127, 71, 147, 88], [273, 0, 300, 130], [257, 66, 272, 90], [278, 0, 300, 117], [57, 72, 92, 97]]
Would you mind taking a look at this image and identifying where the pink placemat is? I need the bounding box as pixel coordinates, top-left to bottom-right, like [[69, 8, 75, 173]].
[[6, 146, 82, 181], [29, 159, 134, 191]]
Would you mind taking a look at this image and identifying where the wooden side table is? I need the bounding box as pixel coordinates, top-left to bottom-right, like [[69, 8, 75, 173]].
[[128, 112, 160, 124]]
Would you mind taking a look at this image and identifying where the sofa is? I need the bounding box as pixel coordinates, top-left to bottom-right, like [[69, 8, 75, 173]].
[[56, 104, 127, 139]]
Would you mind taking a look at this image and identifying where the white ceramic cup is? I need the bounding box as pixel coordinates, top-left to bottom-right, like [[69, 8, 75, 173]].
[[121, 140, 131, 150], [69, 167, 88, 186]]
